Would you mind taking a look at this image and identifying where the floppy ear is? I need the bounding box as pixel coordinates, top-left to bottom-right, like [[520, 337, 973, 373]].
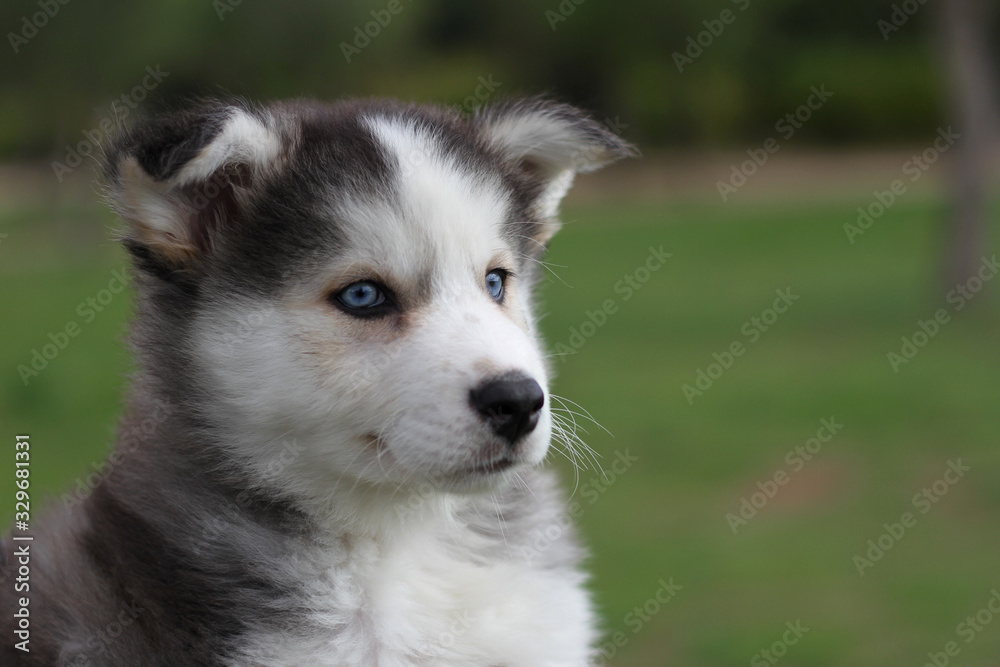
[[103, 104, 285, 279], [476, 98, 637, 234]]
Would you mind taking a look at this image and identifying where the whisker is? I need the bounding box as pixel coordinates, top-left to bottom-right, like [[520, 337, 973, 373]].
[[491, 492, 511, 558], [548, 403, 607, 481]]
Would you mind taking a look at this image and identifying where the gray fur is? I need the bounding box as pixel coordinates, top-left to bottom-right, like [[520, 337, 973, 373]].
[[1, 98, 633, 666]]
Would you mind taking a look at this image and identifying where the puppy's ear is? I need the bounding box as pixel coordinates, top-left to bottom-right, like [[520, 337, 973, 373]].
[[476, 98, 637, 233], [104, 104, 285, 278]]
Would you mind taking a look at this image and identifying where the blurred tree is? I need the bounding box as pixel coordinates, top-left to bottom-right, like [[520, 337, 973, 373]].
[[0, 0, 965, 155], [939, 0, 999, 288]]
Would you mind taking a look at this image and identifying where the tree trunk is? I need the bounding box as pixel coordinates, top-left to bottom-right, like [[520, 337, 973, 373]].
[[940, 0, 998, 290]]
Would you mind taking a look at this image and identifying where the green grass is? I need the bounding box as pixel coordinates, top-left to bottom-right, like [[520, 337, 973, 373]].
[[2, 184, 999, 666]]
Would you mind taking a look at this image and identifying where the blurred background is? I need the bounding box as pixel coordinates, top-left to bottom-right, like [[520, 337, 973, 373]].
[[2, 1, 999, 665]]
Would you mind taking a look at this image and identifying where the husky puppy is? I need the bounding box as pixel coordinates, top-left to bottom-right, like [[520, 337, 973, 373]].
[[1, 98, 633, 666]]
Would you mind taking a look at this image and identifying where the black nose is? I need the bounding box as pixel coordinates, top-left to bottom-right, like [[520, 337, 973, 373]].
[[470, 373, 545, 445]]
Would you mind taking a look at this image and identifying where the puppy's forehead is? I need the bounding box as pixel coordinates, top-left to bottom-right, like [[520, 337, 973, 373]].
[[219, 105, 524, 296], [325, 113, 515, 272]]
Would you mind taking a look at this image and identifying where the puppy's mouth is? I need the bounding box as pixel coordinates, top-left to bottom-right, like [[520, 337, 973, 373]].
[[363, 433, 388, 454], [467, 454, 518, 476], [364, 433, 519, 479]]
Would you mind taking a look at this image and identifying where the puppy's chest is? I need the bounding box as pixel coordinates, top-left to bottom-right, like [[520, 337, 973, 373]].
[[236, 532, 591, 666]]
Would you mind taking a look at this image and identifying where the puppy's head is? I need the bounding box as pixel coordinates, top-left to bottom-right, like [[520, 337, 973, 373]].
[[104, 98, 634, 503]]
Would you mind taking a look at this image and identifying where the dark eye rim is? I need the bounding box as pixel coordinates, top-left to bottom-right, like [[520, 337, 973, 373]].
[[486, 268, 511, 303], [330, 280, 398, 319]]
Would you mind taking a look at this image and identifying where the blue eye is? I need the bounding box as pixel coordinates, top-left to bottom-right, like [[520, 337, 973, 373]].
[[337, 281, 385, 310], [486, 270, 506, 302]]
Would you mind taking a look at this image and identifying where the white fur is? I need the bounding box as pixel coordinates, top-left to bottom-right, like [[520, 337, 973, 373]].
[[193, 116, 552, 500], [118, 157, 189, 246], [175, 109, 282, 185], [486, 109, 615, 174], [535, 168, 576, 221], [184, 114, 594, 664], [230, 513, 594, 666], [117, 109, 283, 257], [479, 108, 621, 222]]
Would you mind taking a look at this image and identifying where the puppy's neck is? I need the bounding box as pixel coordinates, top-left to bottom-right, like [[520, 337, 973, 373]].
[[301, 474, 466, 547]]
